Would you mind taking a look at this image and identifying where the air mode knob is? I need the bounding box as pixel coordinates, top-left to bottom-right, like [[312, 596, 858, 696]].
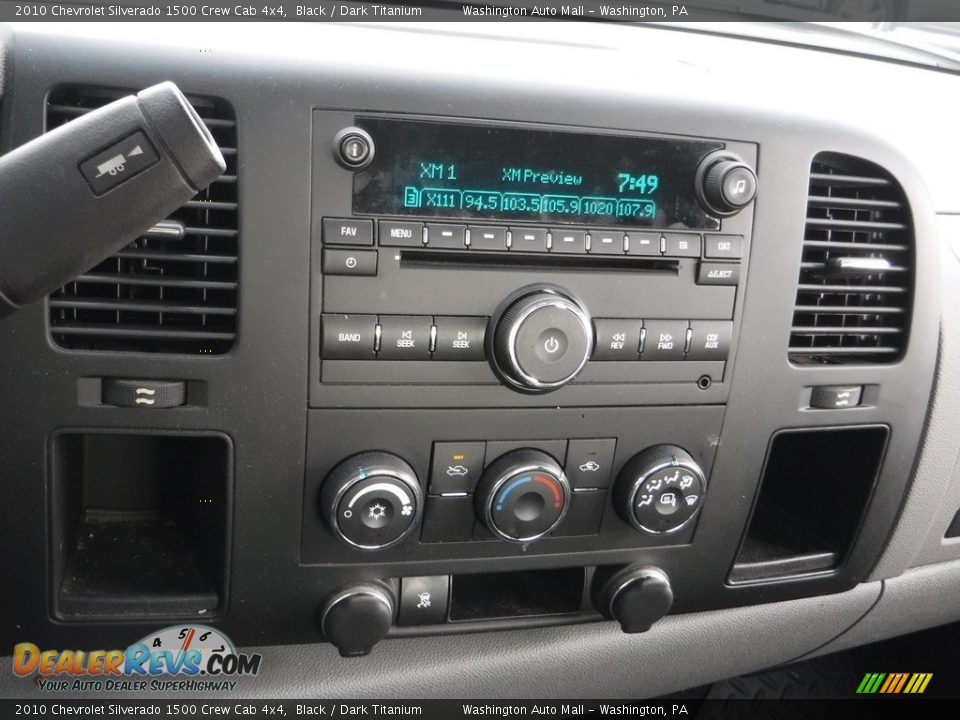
[[321, 452, 423, 550], [489, 285, 593, 393], [613, 445, 706, 535], [696, 150, 758, 216], [475, 449, 571, 543]]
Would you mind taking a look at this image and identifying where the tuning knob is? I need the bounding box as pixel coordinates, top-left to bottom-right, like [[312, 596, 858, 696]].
[[592, 566, 673, 634], [319, 582, 395, 657], [489, 285, 593, 393], [613, 445, 706, 535], [321, 452, 423, 550], [475, 449, 571, 543], [696, 150, 758, 216]]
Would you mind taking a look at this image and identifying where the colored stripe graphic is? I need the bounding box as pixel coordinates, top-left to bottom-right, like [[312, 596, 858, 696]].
[[857, 672, 932, 694]]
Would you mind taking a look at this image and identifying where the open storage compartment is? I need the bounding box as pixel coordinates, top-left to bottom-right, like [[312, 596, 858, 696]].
[[729, 425, 888, 583], [449, 567, 585, 621], [49, 431, 232, 619]]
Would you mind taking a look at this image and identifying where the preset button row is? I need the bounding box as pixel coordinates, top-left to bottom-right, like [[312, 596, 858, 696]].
[[327, 217, 744, 259]]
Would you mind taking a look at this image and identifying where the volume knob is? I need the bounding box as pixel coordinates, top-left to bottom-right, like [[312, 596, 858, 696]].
[[489, 286, 593, 393]]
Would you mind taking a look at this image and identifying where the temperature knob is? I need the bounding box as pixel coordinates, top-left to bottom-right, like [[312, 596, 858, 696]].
[[613, 445, 706, 535], [321, 452, 422, 550], [475, 449, 571, 543], [489, 285, 593, 393]]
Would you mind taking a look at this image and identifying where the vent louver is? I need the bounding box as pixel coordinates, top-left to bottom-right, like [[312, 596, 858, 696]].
[[47, 86, 238, 354], [788, 152, 912, 364]]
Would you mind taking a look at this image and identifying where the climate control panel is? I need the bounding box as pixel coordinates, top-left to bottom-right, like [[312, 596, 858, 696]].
[[303, 406, 722, 565]]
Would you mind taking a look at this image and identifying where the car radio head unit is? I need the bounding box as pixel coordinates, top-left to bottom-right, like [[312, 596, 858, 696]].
[[351, 117, 724, 230]]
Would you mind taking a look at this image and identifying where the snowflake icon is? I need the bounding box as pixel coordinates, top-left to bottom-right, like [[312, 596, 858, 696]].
[[368, 503, 387, 521]]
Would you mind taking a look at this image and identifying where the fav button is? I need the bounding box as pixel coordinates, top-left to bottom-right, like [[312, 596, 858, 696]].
[[430, 441, 486, 494], [378, 316, 432, 360], [433, 316, 487, 361], [322, 218, 374, 246]]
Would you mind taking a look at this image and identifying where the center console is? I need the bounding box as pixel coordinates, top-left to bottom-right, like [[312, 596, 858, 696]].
[[304, 112, 761, 653]]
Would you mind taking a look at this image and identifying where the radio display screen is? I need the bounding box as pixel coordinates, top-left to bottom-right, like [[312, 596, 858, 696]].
[[352, 118, 723, 230]]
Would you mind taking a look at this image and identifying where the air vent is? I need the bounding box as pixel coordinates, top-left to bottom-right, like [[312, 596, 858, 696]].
[[788, 152, 912, 364], [47, 86, 238, 354]]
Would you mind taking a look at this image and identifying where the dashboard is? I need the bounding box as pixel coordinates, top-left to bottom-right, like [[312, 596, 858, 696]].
[[1, 19, 960, 698]]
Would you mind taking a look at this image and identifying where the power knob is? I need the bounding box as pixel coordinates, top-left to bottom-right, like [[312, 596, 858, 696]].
[[488, 285, 593, 393], [321, 452, 423, 550], [696, 150, 758, 216]]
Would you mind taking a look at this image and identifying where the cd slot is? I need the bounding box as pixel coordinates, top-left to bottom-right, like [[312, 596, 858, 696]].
[[399, 249, 680, 273]]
